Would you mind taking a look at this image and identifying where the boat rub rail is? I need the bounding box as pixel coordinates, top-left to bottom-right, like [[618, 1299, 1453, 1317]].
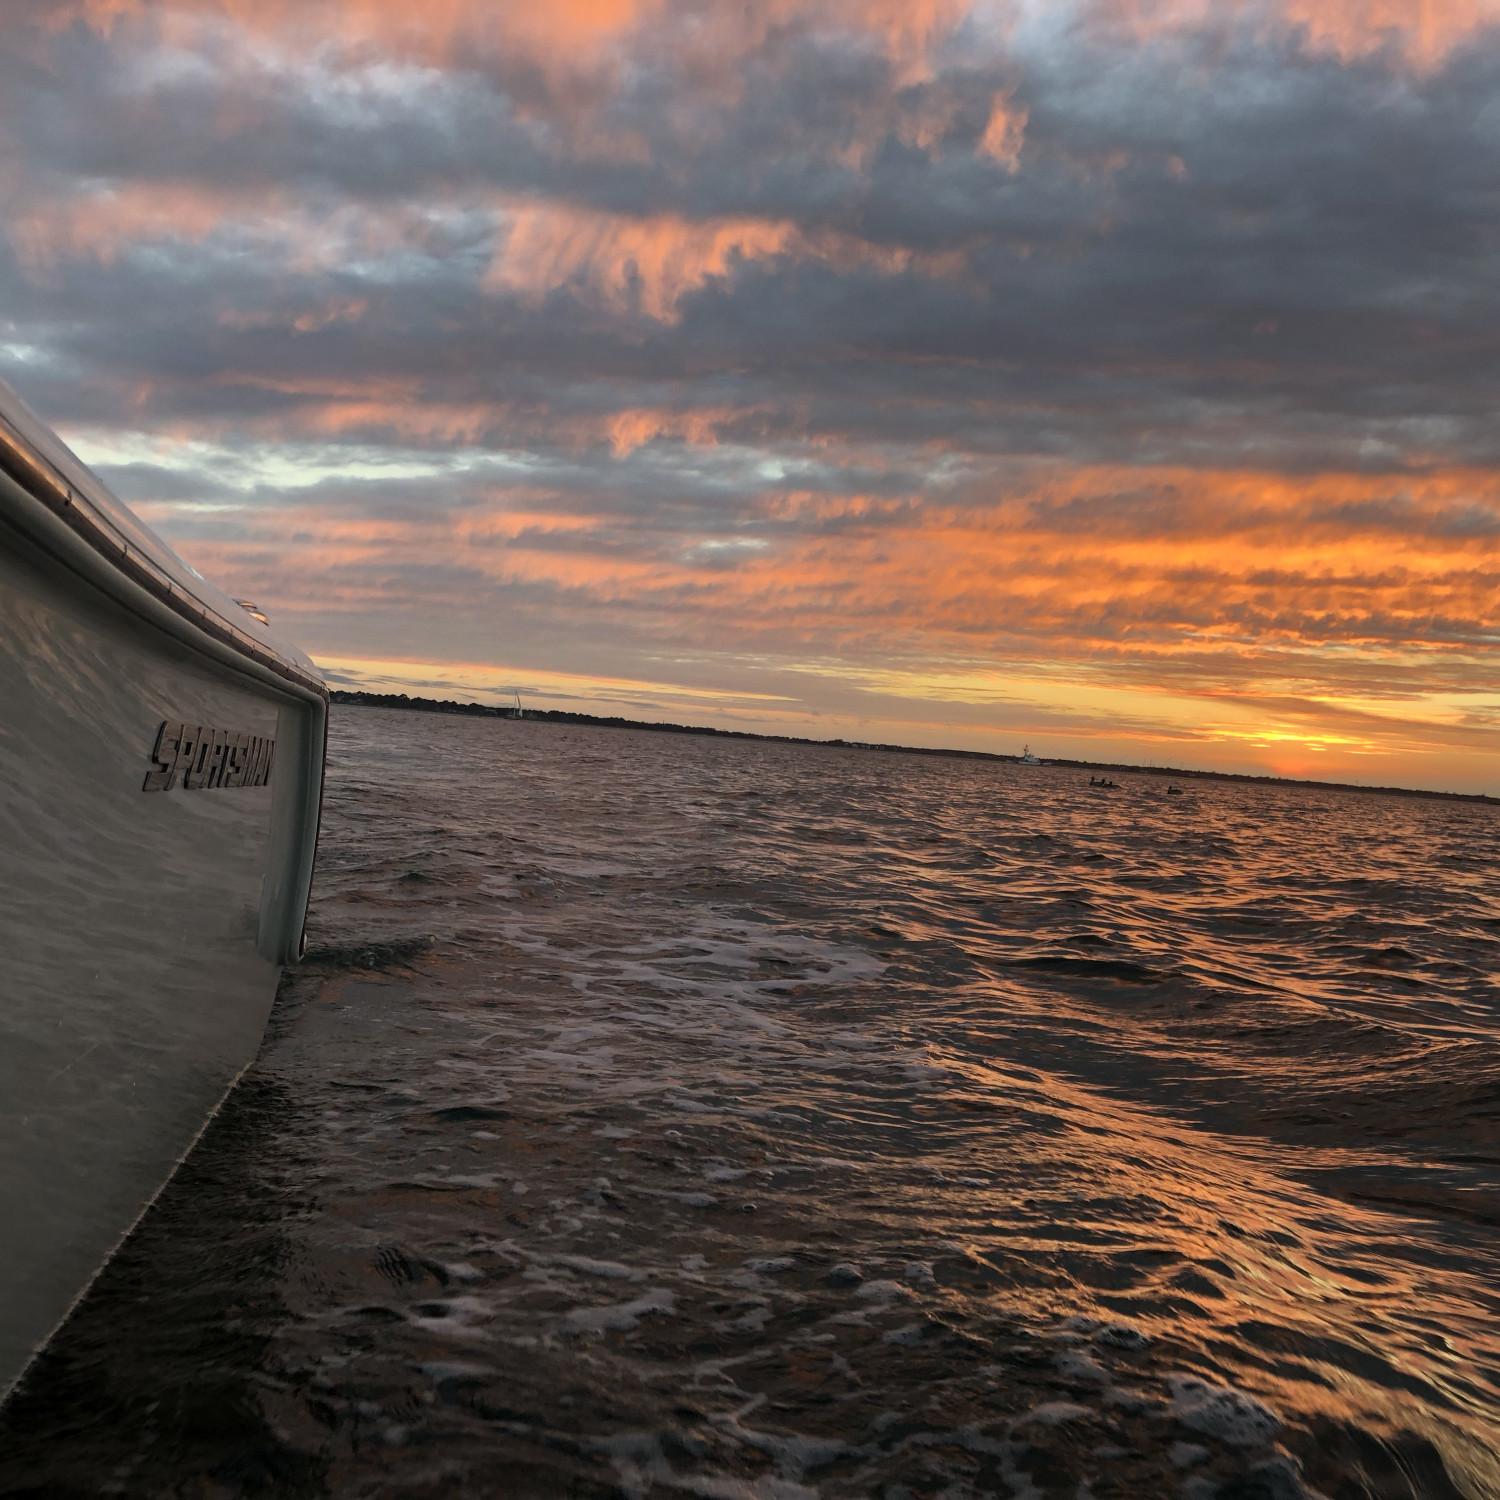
[[0, 411, 326, 703]]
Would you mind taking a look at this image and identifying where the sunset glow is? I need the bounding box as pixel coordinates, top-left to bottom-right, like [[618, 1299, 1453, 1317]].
[[4, 0, 1498, 790]]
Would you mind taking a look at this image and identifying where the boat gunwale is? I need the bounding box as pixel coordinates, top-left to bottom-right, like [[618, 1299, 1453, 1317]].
[[0, 410, 327, 703]]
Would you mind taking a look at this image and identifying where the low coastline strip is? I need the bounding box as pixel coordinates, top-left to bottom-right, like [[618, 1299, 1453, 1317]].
[[328, 689, 1496, 806]]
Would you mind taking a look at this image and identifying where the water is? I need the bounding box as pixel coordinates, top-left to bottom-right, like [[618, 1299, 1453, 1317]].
[[3, 706, 1499, 1498]]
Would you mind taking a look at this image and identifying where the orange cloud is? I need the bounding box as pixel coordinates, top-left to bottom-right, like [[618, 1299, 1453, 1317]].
[[40, 0, 1499, 73], [485, 203, 797, 323], [9, 182, 245, 274], [978, 93, 1028, 170], [485, 200, 967, 320], [6, 178, 960, 318], [1086, 0, 1499, 67], [4, 182, 441, 279], [1280, 0, 1496, 66], [168, 374, 764, 452], [38, 0, 655, 61], [151, 461, 1500, 675], [603, 406, 756, 455]]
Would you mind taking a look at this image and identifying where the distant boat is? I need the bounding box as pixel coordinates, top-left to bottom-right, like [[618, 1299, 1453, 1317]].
[[1018, 745, 1042, 765], [0, 376, 327, 1400]]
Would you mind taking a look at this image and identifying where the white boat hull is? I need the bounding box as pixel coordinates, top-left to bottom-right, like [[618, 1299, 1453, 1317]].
[[0, 381, 325, 1399]]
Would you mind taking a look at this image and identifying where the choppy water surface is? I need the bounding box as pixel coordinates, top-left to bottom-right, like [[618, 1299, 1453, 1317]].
[[4, 707, 1499, 1499]]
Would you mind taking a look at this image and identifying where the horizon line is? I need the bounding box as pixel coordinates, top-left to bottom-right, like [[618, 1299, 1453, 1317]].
[[327, 689, 1498, 807]]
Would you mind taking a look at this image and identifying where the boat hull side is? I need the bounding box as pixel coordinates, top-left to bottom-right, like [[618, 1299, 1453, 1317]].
[[0, 509, 311, 1397]]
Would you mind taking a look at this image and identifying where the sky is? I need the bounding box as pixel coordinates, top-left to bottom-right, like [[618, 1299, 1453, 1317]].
[[2, 1, 1498, 793]]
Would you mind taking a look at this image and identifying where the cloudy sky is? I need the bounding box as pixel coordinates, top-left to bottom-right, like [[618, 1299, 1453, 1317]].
[[3, 1, 1498, 791]]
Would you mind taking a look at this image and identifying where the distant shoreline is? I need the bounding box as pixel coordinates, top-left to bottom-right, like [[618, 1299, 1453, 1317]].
[[328, 689, 1498, 806]]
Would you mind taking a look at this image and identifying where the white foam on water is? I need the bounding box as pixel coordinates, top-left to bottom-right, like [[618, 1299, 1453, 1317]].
[[712, 1415, 849, 1480], [854, 1280, 911, 1303], [548, 1254, 645, 1281], [407, 1295, 494, 1341], [881, 1324, 928, 1346], [600, 1430, 820, 1500], [1168, 1375, 1283, 1447], [1056, 1351, 1109, 1383], [558, 1288, 676, 1335], [714, 1305, 772, 1333], [1171, 1442, 1211, 1469], [727, 1269, 774, 1292], [1018, 1402, 1091, 1427]]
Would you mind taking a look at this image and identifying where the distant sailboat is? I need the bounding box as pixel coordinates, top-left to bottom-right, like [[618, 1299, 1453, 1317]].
[[509, 690, 524, 720], [1018, 745, 1042, 765]]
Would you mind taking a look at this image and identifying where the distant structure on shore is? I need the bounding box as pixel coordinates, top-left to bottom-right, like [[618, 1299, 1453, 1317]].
[[326, 690, 1496, 806]]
